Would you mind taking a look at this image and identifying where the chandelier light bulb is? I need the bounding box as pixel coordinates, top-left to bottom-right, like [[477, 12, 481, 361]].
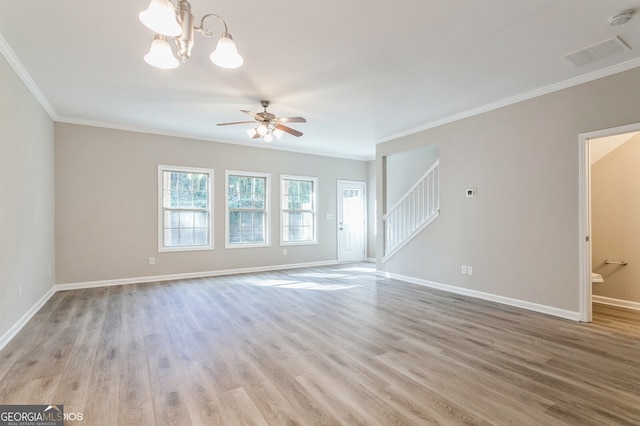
[[140, 0, 244, 70], [263, 133, 274, 143], [273, 129, 284, 139], [246, 128, 258, 138], [257, 123, 268, 136], [210, 33, 244, 69], [139, 0, 182, 37], [144, 35, 180, 69]]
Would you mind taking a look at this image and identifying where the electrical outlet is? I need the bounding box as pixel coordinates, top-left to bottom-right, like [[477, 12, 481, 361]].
[[467, 266, 474, 276], [282, 248, 287, 255], [461, 265, 467, 274], [149, 257, 155, 265]]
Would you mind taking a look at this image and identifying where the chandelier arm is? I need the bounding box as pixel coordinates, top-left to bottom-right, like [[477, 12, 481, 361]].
[[196, 13, 229, 37]]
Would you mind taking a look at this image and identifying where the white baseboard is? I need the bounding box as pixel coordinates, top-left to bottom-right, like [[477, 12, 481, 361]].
[[1, 260, 338, 351], [377, 271, 581, 321], [5, 262, 589, 353], [592, 295, 640, 311], [0, 287, 56, 352], [55, 260, 338, 291]]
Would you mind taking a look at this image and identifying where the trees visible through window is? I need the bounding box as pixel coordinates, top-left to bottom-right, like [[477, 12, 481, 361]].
[[226, 171, 270, 247], [159, 165, 213, 251], [281, 175, 317, 245]]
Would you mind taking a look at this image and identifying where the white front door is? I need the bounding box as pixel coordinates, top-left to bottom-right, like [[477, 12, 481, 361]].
[[337, 180, 366, 263]]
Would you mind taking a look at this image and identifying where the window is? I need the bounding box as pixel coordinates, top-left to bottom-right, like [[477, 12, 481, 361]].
[[226, 171, 270, 247], [281, 175, 317, 245], [158, 165, 213, 251]]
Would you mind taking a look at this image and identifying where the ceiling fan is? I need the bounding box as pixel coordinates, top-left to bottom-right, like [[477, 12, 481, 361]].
[[217, 100, 306, 142]]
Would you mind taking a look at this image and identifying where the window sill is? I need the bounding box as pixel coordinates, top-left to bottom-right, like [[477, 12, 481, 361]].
[[158, 245, 214, 253], [225, 243, 271, 249], [280, 241, 318, 247]]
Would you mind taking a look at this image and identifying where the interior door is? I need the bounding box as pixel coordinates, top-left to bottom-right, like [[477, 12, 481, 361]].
[[337, 180, 366, 263]]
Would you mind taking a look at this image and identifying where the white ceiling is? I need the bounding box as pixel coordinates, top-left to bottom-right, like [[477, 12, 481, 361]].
[[1, 1, 639, 160]]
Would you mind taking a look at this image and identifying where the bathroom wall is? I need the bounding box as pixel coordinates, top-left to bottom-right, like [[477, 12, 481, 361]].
[[592, 133, 640, 304]]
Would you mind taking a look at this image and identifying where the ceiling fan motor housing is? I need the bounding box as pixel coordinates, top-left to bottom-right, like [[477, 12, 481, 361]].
[[217, 100, 306, 138], [257, 112, 276, 122]]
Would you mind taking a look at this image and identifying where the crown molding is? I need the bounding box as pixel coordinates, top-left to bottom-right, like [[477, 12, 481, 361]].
[[3, 27, 638, 160], [56, 115, 374, 161], [377, 58, 640, 145], [0, 31, 57, 120]]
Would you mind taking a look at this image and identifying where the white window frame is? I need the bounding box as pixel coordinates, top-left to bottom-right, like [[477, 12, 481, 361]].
[[225, 170, 271, 248], [158, 165, 214, 252], [280, 175, 318, 246]]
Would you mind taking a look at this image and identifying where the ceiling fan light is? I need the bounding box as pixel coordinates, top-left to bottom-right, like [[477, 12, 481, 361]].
[[257, 123, 268, 136], [210, 33, 244, 68], [139, 0, 182, 37], [144, 35, 180, 69], [273, 128, 284, 139], [263, 133, 274, 143], [246, 128, 258, 138]]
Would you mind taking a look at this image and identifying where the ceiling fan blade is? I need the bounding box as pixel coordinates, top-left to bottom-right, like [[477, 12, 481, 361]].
[[275, 123, 303, 137], [252, 132, 261, 139], [276, 117, 306, 123], [217, 121, 256, 126], [241, 110, 260, 119]]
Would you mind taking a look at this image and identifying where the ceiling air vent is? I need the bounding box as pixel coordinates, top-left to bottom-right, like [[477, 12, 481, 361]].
[[563, 36, 630, 67]]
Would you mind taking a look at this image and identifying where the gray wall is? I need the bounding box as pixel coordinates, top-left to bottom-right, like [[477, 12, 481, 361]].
[[367, 160, 376, 259], [55, 124, 370, 284], [385, 144, 439, 210], [592, 133, 640, 303], [376, 67, 640, 314], [0, 54, 55, 340]]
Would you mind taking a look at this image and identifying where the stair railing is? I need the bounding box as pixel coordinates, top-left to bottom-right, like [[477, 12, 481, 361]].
[[383, 160, 439, 260]]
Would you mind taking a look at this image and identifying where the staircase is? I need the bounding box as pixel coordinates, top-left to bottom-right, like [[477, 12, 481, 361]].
[[383, 160, 439, 261]]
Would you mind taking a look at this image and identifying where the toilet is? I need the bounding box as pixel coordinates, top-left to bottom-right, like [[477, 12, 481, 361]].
[[591, 272, 604, 283]]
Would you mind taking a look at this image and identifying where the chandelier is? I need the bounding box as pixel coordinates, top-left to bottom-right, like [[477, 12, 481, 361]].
[[246, 124, 284, 143], [139, 0, 243, 70]]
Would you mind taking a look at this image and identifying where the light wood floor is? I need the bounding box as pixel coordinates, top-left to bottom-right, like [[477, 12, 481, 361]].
[[1, 264, 639, 425]]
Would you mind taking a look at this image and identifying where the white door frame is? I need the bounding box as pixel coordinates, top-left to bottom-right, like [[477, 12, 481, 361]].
[[578, 122, 640, 322], [337, 180, 367, 263]]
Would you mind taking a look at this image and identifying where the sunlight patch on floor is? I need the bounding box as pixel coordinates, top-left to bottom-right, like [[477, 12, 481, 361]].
[[243, 278, 361, 291], [277, 281, 361, 291], [292, 272, 349, 279], [338, 266, 376, 273], [245, 279, 292, 286]]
